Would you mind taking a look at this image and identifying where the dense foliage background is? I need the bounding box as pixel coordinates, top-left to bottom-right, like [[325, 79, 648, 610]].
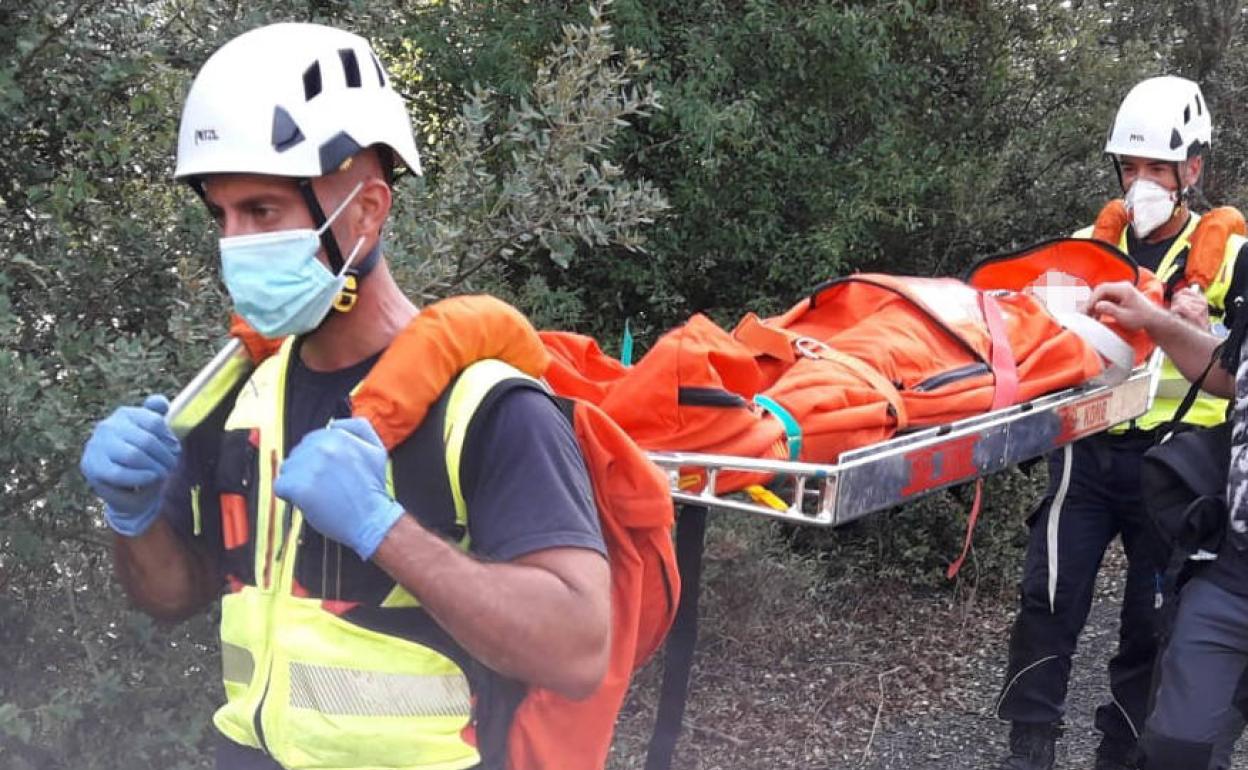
[[2, 1, 1245, 766]]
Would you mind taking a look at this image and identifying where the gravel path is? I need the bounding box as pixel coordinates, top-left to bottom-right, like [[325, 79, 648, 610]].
[[861, 547, 1130, 770], [611, 526, 1248, 769], [862, 545, 1248, 770]]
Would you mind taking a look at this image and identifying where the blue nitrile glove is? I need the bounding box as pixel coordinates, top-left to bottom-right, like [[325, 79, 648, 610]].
[[79, 394, 181, 537], [273, 417, 405, 561]]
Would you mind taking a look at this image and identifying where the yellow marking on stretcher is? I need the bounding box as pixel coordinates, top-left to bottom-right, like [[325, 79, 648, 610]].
[[745, 484, 788, 512]]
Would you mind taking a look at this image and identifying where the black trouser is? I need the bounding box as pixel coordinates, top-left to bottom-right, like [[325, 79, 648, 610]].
[[996, 435, 1167, 746], [216, 735, 283, 770], [1141, 576, 1248, 770]]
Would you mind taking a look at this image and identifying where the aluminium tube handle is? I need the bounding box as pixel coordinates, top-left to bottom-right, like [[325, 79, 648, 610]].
[[165, 338, 254, 439]]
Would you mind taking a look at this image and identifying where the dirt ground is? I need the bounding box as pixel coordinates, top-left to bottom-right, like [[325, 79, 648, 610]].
[[608, 516, 1248, 770]]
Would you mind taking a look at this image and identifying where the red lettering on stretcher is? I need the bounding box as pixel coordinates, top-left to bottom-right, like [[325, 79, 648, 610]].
[[901, 434, 980, 496], [1056, 394, 1112, 443]]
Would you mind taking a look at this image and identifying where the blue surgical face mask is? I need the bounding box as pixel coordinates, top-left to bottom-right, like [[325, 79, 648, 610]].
[[220, 182, 365, 338]]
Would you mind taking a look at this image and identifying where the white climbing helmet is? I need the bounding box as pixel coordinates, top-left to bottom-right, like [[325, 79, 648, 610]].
[[1104, 76, 1212, 162], [174, 22, 422, 181]]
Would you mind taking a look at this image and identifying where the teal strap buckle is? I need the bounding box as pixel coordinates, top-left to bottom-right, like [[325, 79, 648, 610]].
[[620, 318, 634, 366], [753, 394, 802, 460]]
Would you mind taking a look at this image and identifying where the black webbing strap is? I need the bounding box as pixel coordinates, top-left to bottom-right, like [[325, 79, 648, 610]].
[[295, 178, 345, 274], [1160, 343, 1223, 440], [1161, 244, 1192, 301], [644, 503, 708, 770]]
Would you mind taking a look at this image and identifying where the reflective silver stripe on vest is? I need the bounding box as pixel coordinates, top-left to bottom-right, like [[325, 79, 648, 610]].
[[222, 642, 256, 684], [288, 662, 472, 718]]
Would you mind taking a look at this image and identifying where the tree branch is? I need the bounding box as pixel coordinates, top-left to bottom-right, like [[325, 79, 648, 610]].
[[15, 0, 97, 76]]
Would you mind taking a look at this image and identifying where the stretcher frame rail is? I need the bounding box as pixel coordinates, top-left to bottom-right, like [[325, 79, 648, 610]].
[[647, 358, 1161, 527]]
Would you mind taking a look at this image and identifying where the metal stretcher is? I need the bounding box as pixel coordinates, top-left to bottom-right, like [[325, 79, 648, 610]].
[[643, 357, 1165, 768], [647, 355, 1162, 527]]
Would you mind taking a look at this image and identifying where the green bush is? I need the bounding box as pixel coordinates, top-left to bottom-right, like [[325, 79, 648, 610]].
[[782, 467, 1046, 598], [5, 0, 1246, 765]]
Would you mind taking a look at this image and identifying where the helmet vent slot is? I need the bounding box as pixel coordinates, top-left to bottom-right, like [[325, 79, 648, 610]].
[[318, 131, 363, 174], [303, 61, 323, 101], [370, 53, 385, 87], [339, 48, 361, 88], [272, 106, 306, 152]]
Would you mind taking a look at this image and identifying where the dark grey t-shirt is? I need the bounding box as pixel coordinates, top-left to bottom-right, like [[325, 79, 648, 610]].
[[1125, 224, 1182, 274]]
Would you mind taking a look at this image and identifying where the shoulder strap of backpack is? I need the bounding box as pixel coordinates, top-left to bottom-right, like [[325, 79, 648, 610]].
[[1160, 344, 1225, 440], [1089, 199, 1130, 246], [443, 359, 545, 521], [1186, 207, 1246, 290]]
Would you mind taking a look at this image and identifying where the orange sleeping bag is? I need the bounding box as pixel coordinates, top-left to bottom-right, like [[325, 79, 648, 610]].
[[541, 238, 1162, 492]]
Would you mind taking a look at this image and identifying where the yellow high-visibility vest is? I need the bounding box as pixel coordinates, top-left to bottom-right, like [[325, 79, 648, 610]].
[[1074, 212, 1243, 431], [212, 337, 480, 770]]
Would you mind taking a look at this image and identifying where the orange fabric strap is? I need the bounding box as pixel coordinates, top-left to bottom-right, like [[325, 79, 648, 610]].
[[811, 344, 910, 432], [734, 315, 909, 430], [731, 313, 797, 363]]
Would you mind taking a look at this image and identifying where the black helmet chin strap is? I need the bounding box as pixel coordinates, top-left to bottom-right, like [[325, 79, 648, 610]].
[[295, 177, 383, 313], [296, 178, 346, 274], [1111, 154, 1125, 192], [351, 239, 382, 278]]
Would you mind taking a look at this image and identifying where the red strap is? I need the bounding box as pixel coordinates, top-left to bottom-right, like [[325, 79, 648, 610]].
[[946, 478, 984, 580], [220, 493, 249, 550], [947, 293, 1017, 580], [980, 293, 1019, 410], [320, 599, 361, 616]]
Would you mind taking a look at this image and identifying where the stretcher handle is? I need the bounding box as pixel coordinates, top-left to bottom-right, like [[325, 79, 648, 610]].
[[165, 339, 254, 439]]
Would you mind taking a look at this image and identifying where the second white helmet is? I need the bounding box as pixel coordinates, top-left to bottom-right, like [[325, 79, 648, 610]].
[[175, 23, 422, 181], [1104, 75, 1211, 162]]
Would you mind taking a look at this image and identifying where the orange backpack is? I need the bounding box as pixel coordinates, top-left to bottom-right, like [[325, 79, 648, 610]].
[[488, 384, 679, 769], [236, 295, 680, 770]]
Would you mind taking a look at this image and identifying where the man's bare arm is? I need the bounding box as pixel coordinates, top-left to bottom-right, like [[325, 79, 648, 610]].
[[113, 517, 220, 622], [372, 516, 611, 700], [1088, 281, 1234, 397]]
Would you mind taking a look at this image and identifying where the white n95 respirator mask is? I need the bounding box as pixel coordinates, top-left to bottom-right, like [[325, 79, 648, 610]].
[[1124, 178, 1179, 239]]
